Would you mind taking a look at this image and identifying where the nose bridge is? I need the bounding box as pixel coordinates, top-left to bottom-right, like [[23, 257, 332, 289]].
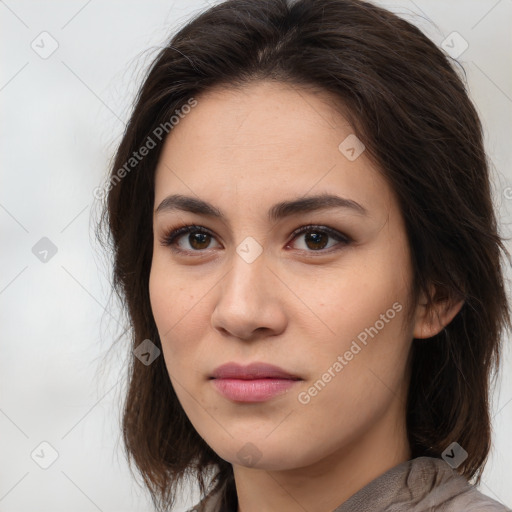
[[223, 244, 268, 306], [212, 243, 286, 339]]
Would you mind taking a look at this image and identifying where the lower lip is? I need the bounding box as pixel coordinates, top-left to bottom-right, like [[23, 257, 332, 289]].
[[211, 378, 300, 402]]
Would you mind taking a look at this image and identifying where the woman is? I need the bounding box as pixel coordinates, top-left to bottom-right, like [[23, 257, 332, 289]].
[[96, 0, 511, 510]]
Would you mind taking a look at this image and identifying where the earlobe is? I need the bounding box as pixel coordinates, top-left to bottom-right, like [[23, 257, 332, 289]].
[[413, 285, 464, 339]]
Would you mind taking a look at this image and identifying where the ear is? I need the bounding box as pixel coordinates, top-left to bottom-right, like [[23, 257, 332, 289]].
[[413, 284, 464, 339]]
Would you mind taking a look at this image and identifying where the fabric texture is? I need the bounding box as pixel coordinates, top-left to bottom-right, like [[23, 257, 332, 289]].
[[186, 456, 511, 512]]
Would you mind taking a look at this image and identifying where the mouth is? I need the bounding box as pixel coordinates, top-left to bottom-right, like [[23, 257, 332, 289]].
[[209, 362, 303, 403]]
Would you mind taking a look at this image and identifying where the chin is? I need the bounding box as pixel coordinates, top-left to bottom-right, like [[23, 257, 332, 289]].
[[205, 434, 312, 471]]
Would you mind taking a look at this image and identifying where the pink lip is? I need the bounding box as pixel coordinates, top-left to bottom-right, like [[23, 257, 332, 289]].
[[210, 362, 302, 403]]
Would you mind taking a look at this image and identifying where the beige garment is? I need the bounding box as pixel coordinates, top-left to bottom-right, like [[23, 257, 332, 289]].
[[187, 456, 511, 512]]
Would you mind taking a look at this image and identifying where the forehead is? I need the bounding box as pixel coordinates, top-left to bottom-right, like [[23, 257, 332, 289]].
[[153, 80, 395, 220]]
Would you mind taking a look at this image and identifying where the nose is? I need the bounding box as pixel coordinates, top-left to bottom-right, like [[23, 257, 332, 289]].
[[211, 250, 288, 341]]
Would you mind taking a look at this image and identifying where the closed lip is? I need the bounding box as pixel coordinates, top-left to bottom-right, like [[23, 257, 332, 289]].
[[210, 362, 302, 380]]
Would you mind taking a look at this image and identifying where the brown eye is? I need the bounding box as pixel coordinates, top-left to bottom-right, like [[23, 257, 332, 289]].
[[160, 225, 221, 252], [289, 225, 350, 253]]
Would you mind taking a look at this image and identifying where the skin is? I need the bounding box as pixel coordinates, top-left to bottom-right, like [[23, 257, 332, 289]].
[[149, 80, 463, 512]]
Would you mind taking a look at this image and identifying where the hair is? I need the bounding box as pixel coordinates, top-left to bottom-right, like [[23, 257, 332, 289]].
[[95, 0, 511, 510]]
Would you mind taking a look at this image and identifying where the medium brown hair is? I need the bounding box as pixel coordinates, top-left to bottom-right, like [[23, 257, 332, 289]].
[[96, 0, 511, 510]]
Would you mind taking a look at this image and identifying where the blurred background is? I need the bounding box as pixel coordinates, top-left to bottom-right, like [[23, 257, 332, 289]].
[[1, 0, 511, 510]]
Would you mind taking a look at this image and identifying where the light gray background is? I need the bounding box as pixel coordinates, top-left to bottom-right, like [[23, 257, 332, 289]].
[[1, 0, 511, 510]]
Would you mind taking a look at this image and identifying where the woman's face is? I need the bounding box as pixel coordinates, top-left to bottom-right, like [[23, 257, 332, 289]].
[[149, 80, 419, 471]]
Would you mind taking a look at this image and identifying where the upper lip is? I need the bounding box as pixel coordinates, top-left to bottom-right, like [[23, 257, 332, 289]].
[[210, 362, 302, 380]]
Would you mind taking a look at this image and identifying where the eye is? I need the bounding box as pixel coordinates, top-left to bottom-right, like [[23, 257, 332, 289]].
[[287, 225, 351, 253], [159, 224, 351, 255], [159, 225, 221, 253]]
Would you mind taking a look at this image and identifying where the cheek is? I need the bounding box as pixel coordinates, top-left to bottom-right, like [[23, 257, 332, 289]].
[[289, 295, 411, 465], [149, 261, 214, 421], [288, 247, 410, 349], [148, 256, 207, 363]]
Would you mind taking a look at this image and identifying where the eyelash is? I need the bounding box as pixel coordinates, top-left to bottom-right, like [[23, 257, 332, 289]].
[[158, 224, 352, 256]]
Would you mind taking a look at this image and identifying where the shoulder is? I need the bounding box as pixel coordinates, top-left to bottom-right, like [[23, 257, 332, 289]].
[[437, 485, 511, 512], [405, 457, 511, 512]]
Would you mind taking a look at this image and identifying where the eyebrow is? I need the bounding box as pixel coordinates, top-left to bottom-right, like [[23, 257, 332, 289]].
[[155, 193, 367, 222]]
